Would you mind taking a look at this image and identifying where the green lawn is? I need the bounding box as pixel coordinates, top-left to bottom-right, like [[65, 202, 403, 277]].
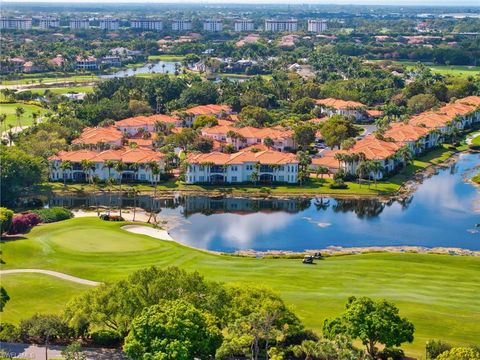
[[391, 61, 480, 78], [27, 86, 94, 95], [1, 217, 479, 358], [471, 134, 480, 146], [147, 55, 186, 61], [0, 102, 48, 129], [0, 74, 99, 86]]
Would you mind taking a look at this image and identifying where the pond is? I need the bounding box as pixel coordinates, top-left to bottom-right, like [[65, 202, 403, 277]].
[[49, 153, 480, 252], [100, 61, 180, 78]]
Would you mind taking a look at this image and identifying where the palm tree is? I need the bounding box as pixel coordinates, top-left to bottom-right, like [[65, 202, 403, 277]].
[[356, 161, 369, 187], [106, 177, 116, 216], [251, 163, 260, 185], [397, 146, 414, 170], [146, 161, 161, 223], [114, 161, 126, 218], [292, 340, 322, 360], [128, 187, 140, 222], [129, 162, 140, 182], [367, 160, 383, 188], [15, 107, 25, 128], [6, 125, 15, 146], [0, 114, 6, 133], [80, 159, 94, 183], [103, 160, 116, 178], [59, 161, 73, 187], [91, 175, 101, 216], [315, 166, 329, 179]]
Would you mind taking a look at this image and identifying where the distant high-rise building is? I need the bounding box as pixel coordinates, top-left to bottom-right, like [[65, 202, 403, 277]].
[[234, 19, 255, 32], [100, 18, 119, 31], [307, 19, 328, 33], [203, 19, 222, 32], [39, 18, 60, 29], [172, 19, 192, 31], [0, 18, 32, 30], [69, 19, 90, 29], [264, 19, 297, 32], [130, 19, 163, 30]]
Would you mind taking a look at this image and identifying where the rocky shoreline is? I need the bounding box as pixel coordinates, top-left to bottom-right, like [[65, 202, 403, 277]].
[[235, 245, 480, 257]]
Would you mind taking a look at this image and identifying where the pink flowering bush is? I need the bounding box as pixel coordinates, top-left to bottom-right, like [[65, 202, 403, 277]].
[[8, 213, 41, 235]]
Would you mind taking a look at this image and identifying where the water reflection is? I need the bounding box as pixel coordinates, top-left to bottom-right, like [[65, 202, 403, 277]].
[[48, 153, 480, 252]]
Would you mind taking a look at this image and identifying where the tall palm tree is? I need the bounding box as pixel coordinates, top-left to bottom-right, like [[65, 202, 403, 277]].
[[0, 114, 6, 133], [106, 177, 116, 216], [368, 160, 383, 188], [146, 161, 160, 224], [114, 161, 126, 217], [128, 187, 140, 222], [397, 146, 414, 170], [59, 160, 73, 187], [15, 107, 25, 128], [80, 159, 94, 183], [91, 175, 101, 216], [356, 161, 369, 187], [103, 160, 116, 178]]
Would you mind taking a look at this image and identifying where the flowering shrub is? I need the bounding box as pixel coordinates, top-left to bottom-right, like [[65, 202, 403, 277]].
[[9, 213, 41, 235], [99, 214, 125, 222]]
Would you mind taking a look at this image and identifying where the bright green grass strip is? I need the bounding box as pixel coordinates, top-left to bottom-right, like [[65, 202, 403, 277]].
[[0, 102, 48, 128], [1, 217, 479, 358], [147, 55, 185, 61], [27, 86, 94, 95], [1, 273, 90, 324]]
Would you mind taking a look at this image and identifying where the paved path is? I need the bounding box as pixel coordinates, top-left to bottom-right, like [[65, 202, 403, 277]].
[[0, 342, 127, 360], [0, 269, 100, 286]]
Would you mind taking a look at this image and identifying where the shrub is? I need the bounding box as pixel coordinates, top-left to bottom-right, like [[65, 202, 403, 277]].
[[90, 330, 122, 347], [31, 207, 73, 223], [8, 213, 41, 235], [330, 180, 348, 189], [436, 347, 480, 360], [426, 339, 452, 359], [0, 323, 21, 342], [99, 214, 125, 222], [0, 207, 14, 235], [378, 347, 405, 360]]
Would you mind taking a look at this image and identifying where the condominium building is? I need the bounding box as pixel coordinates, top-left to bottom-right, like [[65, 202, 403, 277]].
[[69, 19, 90, 29], [100, 18, 119, 31], [234, 19, 255, 32], [172, 19, 192, 31], [130, 19, 163, 30], [75, 56, 98, 71], [307, 19, 328, 33], [203, 19, 222, 32], [0, 18, 32, 30], [186, 150, 299, 184], [264, 19, 297, 32], [39, 17, 60, 29]]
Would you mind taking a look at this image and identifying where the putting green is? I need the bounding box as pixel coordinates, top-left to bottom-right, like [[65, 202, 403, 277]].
[[1, 217, 479, 358]]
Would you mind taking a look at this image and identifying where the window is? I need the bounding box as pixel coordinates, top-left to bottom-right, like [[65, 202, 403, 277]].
[[199, 176, 205, 182], [279, 175, 284, 181], [199, 165, 204, 171], [231, 176, 237, 182], [140, 174, 146, 181], [231, 165, 237, 171]]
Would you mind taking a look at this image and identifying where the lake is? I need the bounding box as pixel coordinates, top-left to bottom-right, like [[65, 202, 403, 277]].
[[49, 152, 480, 252], [100, 61, 180, 78]]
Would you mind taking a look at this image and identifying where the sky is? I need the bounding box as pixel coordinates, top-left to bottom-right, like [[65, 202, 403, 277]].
[[2, 0, 480, 6]]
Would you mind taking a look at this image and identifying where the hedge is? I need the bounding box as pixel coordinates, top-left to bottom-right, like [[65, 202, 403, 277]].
[[31, 207, 73, 223]]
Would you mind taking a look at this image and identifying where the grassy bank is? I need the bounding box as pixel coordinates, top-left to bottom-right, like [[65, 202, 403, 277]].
[[1, 217, 479, 358], [0, 102, 48, 129], [391, 60, 480, 78], [147, 55, 186, 61]]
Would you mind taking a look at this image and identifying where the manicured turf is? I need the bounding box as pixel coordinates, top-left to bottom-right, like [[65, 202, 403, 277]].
[[0, 102, 48, 129], [391, 61, 480, 78], [27, 86, 94, 95], [471, 134, 480, 146], [1, 273, 90, 324], [1, 217, 479, 358], [147, 55, 186, 61], [0, 74, 99, 86]]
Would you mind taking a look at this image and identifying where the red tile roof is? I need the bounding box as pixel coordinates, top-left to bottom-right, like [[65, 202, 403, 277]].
[[187, 149, 298, 165], [72, 126, 123, 145], [115, 114, 179, 127], [49, 147, 164, 164], [315, 98, 366, 109], [383, 122, 430, 143], [184, 104, 232, 116]]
